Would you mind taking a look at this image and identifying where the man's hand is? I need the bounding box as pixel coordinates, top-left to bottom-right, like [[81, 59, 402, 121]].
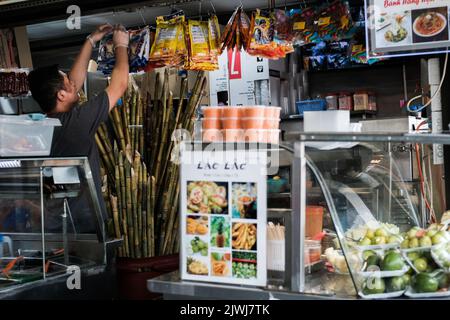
[[112, 24, 129, 48], [90, 24, 113, 43]]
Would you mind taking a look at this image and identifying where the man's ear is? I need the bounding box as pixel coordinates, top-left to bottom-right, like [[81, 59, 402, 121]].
[[56, 89, 66, 102]]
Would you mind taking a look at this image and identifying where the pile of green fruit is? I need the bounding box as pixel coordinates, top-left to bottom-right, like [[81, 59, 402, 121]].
[[405, 250, 439, 273], [411, 270, 449, 293], [401, 225, 448, 249], [363, 250, 406, 272], [190, 237, 208, 256], [232, 261, 257, 279], [358, 228, 402, 246], [362, 274, 411, 295]]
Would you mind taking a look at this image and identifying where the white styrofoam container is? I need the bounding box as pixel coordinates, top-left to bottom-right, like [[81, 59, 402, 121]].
[[303, 110, 350, 133], [0, 114, 61, 157]]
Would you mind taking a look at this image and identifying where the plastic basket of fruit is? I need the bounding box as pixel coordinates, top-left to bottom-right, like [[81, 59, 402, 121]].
[[345, 223, 403, 252], [358, 275, 408, 299], [431, 242, 450, 272], [357, 249, 409, 278], [404, 271, 450, 298], [400, 225, 449, 251]]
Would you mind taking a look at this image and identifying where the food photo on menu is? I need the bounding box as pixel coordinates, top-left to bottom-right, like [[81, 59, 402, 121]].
[[211, 252, 232, 277], [232, 222, 257, 251], [232, 251, 258, 279], [186, 181, 228, 214], [412, 6, 449, 43], [232, 182, 257, 219], [375, 10, 412, 48], [210, 216, 231, 249]]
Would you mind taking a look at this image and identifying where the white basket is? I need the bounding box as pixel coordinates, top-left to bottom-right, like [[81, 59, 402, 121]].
[[358, 290, 405, 300], [405, 287, 450, 298], [357, 265, 410, 278], [267, 240, 285, 271]]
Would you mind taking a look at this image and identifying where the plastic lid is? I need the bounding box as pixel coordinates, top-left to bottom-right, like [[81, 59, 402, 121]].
[[0, 114, 61, 126]]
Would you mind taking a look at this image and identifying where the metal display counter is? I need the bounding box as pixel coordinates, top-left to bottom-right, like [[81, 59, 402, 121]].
[[148, 133, 450, 300]]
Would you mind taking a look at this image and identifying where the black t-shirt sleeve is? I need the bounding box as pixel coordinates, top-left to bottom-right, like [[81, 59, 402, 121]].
[[72, 90, 110, 136]]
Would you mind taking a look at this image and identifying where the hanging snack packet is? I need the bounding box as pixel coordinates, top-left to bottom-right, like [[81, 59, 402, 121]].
[[274, 9, 293, 41], [186, 20, 218, 71], [149, 11, 187, 68], [317, 0, 353, 42], [273, 9, 294, 56], [97, 33, 115, 75], [129, 27, 150, 73], [219, 6, 251, 53], [208, 15, 221, 56], [289, 7, 319, 46], [247, 9, 276, 58]]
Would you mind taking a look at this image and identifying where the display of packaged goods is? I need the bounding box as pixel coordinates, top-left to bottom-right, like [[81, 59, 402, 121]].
[[185, 17, 220, 71], [128, 27, 151, 73], [220, 6, 251, 53], [338, 92, 353, 110], [149, 12, 187, 68], [0, 69, 29, 96]]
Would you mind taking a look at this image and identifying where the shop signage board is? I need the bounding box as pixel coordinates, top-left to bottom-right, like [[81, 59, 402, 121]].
[[180, 148, 267, 286], [366, 0, 450, 58]]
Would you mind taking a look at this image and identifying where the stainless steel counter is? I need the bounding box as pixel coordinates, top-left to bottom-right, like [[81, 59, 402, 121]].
[[147, 271, 357, 300]]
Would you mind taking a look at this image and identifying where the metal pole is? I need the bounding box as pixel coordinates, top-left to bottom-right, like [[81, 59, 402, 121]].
[[291, 141, 306, 292], [63, 199, 69, 266], [40, 168, 46, 280]]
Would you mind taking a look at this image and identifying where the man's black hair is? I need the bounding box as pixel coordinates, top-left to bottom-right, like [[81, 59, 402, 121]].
[[28, 64, 65, 113]]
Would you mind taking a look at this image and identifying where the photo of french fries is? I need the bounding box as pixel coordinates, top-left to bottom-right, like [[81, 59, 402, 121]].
[[232, 223, 257, 250], [186, 215, 209, 235], [211, 252, 231, 277]]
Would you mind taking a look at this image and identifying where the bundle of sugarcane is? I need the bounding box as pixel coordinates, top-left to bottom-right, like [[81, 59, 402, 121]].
[[96, 69, 206, 258]]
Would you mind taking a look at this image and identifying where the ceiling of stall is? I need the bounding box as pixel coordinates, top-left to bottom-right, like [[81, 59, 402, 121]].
[[26, 1, 303, 42]]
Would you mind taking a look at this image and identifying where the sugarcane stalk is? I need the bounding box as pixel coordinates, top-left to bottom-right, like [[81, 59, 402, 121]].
[[174, 78, 188, 132], [168, 211, 180, 254], [137, 158, 143, 254], [98, 124, 116, 170], [125, 157, 134, 258], [142, 164, 148, 257], [155, 91, 173, 184], [112, 108, 127, 152], [149, 176, 153, 257], [114, 164, 122, 234], [132, 153, 141, 258], [150, 176, 156, 256], [119, 153, 129, 257], [162, 166, 179, 254], [95, 133, 114, 177]]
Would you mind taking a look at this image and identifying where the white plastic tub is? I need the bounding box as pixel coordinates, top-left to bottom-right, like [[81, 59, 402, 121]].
[[0, 114, 61, 157]]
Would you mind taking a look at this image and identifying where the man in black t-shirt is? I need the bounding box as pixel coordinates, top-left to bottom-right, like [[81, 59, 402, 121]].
[[28, 24, 129, 232]]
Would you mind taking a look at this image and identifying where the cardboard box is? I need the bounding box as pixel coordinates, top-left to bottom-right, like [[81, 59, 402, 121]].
[[13, 26, 32, 68]]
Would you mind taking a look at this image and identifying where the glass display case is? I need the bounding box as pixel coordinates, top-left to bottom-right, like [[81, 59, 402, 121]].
[[148, 134, 450, 300], [0, 157, 117, 295], [288, 132, 450, 299]]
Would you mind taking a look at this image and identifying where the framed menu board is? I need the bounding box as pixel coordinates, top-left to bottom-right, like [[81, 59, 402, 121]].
[[180, 148, 267, 286], [366, 0, 450, 58]]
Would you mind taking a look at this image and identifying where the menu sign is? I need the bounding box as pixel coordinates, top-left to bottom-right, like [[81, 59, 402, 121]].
[[366, 0, 450, 57], [180, 149, 267, 286]]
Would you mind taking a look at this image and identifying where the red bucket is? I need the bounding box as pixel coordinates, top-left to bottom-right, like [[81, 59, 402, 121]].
[[116, 254, 179, 300]]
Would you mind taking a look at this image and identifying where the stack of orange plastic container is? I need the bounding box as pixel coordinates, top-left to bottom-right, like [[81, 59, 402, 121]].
[[202, 106, 281, 143]]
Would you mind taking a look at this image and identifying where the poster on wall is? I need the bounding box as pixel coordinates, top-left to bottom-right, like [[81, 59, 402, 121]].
[[366, 0, 450, 58], [180, 149, 267, 286]]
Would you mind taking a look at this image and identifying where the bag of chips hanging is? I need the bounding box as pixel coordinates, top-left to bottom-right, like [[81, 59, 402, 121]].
[[149, 11, 187, 68], [208, 15, 221, 56], [129, 27, 150, 73], [289, 7, 319, 45], [185, 19, 218, 71], [97, 33, 115, 75]]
